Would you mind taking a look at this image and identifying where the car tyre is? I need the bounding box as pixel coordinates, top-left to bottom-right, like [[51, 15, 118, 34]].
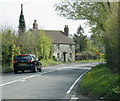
[[21, 70, 24, 73], [38, 68, 42, 72], [33, 65, 37, 73], [14, 70, 18, 74]]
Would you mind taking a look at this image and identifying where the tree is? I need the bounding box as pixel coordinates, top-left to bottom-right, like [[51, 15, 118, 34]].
[[103, 4, 119, 72], [2, 29, 21, 67], [18, 4, 26, 37], [55, 2, 112, 32], [25, 30, 53, 60], [55, 1, 119, 72], [2, 28, 53, 68], [73, 25, 88, 53]]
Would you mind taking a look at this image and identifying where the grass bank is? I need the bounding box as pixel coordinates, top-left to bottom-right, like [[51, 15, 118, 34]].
[[70, 58, 105, 63], [40, 60, 63, 67], [0, 60, 63, 73], [80, 64, 120, 99]]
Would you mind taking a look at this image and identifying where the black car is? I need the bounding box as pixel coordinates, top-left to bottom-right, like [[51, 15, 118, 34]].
[[13, 54, 42, 73]]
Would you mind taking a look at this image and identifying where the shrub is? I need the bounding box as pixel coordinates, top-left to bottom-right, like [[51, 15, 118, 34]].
[[75, 51, 96, 61]]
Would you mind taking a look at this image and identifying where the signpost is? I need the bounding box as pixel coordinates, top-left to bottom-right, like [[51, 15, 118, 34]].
[[96, 52, 100, 63], [96, 52, 100, 57]]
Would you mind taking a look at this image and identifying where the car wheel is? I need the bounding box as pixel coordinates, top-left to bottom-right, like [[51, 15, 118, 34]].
[[33, 65, 37, 73], [14, 70, 18, 74], [38, 68, 41, 72], [21, 70, 24, 73]]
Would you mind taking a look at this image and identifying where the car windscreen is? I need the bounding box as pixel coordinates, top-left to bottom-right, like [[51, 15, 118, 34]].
[[15, 55, 32, 61]]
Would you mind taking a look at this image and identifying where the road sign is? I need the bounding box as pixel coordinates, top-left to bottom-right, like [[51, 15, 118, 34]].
[[96, 52, 100, 57]]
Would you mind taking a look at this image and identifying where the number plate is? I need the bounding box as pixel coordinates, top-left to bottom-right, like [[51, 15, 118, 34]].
[[19, 63, 26, 65]]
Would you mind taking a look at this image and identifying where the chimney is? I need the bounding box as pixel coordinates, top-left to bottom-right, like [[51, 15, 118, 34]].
[[64, 25, 69, 36], [33, 20, 38, 29]]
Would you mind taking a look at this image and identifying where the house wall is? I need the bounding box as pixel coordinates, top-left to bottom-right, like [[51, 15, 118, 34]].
[[53, 44, 75, 62]]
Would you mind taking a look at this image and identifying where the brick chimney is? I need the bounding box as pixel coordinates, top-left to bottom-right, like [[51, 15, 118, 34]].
[[64, 25, 69, 36], [33, 20, 38, 29]]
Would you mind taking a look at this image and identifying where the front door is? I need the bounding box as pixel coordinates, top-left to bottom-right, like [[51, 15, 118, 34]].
[[63, 52, 67, 62]]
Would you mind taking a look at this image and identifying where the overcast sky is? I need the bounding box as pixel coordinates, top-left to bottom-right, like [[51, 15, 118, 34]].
[[0, 0, 91, 36]]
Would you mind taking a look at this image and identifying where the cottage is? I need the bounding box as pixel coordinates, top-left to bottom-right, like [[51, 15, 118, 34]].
[[31, 20, 75, 62]]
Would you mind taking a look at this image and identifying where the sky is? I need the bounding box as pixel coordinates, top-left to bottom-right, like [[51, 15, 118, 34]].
[[0, 0, 91, 36]]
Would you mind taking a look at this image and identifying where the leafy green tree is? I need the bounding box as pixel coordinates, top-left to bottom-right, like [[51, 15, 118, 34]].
[[55, 2, 112, 32], [2, 29, 21, 67], [2, 28, 53, 68], [103, 4, 119, 72], [55, 1, 119, 72], [24, 30, 53, 60]]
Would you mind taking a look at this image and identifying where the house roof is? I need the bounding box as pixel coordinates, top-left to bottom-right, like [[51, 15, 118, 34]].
[[30, 29, 75, 45]]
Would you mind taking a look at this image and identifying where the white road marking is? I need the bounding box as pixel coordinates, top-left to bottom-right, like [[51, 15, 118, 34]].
[[1, 65, 91, 87], [62, 66, 91, 70], [70, 95, 78, 100], [67, 69, 91, 94], [19, 79, 26, 82], [0, 74, 37, 87], [0, 68, 62, 87]]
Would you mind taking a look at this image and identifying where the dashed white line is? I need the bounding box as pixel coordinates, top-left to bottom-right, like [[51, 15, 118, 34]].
[[0, 68, 62, 87], [1, 66, 89, 88], [0, 74, 37, 87], [67, 69, 91, 94]]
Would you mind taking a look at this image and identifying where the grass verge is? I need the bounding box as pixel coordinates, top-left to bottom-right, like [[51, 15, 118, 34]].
[[0, 65, 13, 73], [70, 58, 105, 63], [40, 60, 63, 67], [80, 64, 120, 99]]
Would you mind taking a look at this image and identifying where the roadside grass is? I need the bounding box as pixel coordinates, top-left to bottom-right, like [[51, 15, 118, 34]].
[[0, 65, 13, 73], [70, 58, 105, 63], [80, 64, 120, 99], [40, 60, 63, 67]]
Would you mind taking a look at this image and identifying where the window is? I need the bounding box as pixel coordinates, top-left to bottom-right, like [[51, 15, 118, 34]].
[[57, 53, 60, 59], [56, 44, 60, 50], [15, 55, 31, 60], [70, 45, 72, 50], [57, 44, 60, 50], [70, 53, 72, 58]]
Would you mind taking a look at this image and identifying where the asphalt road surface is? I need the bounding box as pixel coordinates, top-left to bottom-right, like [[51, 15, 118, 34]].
[[1, 62, 100, 100]]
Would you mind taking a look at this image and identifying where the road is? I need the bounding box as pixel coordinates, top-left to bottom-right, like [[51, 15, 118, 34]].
[[1, 62, 99, 100]]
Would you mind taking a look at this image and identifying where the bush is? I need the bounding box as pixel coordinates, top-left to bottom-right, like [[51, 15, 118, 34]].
[[1, 64, 13, 73], [75, 51, 96, 61]]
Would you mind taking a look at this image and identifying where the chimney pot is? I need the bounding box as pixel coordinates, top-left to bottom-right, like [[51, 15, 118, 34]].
[[64, 25, 69, 36], [33, 20, 38, 29]]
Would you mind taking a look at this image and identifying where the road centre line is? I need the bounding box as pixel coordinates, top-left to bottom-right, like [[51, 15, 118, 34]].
[[39, 69, 60, 75], [0, 74, 37, 87], [1, 66, 84, 87], [0, 68, 63, 87], [67, 69, 91, 94]]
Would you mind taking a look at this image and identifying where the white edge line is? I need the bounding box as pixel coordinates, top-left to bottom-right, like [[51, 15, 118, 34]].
[[67, 69, 91, 94]]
